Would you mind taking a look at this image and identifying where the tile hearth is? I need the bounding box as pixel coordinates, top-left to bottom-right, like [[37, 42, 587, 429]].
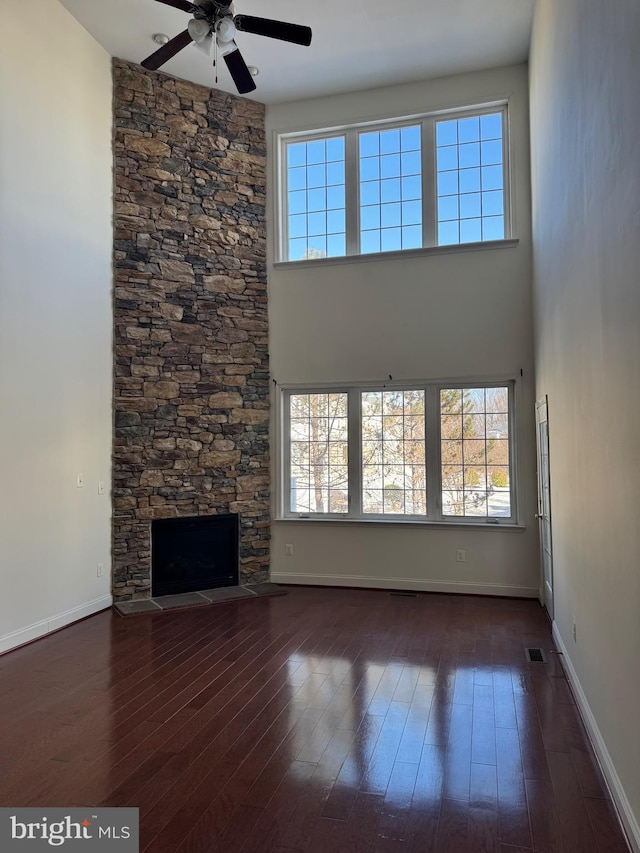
[[114, 582, 285, 616]]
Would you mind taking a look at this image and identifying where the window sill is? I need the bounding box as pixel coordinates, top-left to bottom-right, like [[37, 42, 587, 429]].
[[275, 516, 526, 530], [272, 238, 519, 271]]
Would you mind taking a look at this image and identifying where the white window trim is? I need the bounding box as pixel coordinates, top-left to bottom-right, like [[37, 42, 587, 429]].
[[276, 101, 513, 264], [277, 377, 520, 527]]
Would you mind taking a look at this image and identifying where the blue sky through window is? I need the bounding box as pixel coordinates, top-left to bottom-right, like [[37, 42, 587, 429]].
[[436, 112, 505, 246], [287, 136, 346, 260], [359, 125, 422, 254]]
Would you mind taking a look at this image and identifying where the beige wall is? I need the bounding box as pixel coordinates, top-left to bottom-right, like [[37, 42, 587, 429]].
[[530, 0, 640, 846], [0, 0, 113, 652], [266, 65, 539, 597]]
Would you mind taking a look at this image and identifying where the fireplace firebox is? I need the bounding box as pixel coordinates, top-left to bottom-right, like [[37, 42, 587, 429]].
[[151, 514, 239, 597]]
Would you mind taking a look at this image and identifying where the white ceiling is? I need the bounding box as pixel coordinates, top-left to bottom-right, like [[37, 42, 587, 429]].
[[59, 0, 535, 104]]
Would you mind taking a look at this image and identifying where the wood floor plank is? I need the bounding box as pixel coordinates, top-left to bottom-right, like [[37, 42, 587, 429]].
[[495, 725, 533, 849], [547, 749, 600, 852], [0, 587, 629, 853], [585, 796, 631, 853]]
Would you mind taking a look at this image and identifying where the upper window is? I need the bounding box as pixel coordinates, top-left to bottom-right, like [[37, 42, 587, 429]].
[[282, 381, 517, 524], [279, 104, 510, 262]]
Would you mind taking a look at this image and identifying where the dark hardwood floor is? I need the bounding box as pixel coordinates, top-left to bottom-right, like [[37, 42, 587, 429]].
[[0, 586, 630, 852]]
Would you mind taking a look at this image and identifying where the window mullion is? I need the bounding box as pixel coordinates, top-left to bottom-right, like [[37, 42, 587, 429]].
[[280, 138, 289, 262], [282, 390, 292, 517], [501, 103, 513, 239], [347, 389, 362, 516], [425, 385, 441, 520], [345, 130, 359, 255], [422, 117, 437, 248]]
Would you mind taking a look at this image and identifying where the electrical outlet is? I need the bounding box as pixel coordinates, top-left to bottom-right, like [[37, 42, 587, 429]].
[[572, 621, 577, 642], [97, 562, 104, 577], [285, 544, 294, 556], [76, 473, 84, 488], [456, 549, 466, 562]]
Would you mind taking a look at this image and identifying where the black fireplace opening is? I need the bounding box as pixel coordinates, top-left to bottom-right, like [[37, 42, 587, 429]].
[[151, 513, 239, 597]]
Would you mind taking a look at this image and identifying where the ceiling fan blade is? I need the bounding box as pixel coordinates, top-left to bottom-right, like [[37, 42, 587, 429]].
[[141, 29, 193, 70], [152, 0, 195, 12], [234, 15, 312, 47], [223, 46, 257, 94]]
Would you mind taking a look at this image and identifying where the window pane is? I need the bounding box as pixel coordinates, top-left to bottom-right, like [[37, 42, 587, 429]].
[[307, 188, 326, 213], [402, 225, 422, 249], [307, 164, 325, 188], [460, 194, 481, 219], [327, 161, 345, 185], [440, 386, 512, 518], [438, 221, 459, 245], [286, 136, 346, 260], [361, 181, 380, 206], [380, 129, 400, 154], [327, 234, 346, 256], [482, 216, 504, 241], [459, 168, 480, 193], [381, 203, 401, 228], [436, 112, 505, 246], [458, 117, 480, 143], [361, 231, 381, 253], [289, 190, 306, 214], [359, 125, 422, 255], [327, 185, 345, 209], [438, 146, 458, 171], [360, 132, 379, 157], [381, 228, 402, 252], [482, 190, 504, 216], [361, 389, 426, 515], [308, 212, 326, 237], [459, 143, 480, 168], [439, 196, 459, 221], [481, 113, 502, 140], [437, 120, 457, 146], [401, 175, 421, 200], [401, 126, 421, 150], [361, 206, 381, 230], [381, 154, 401, 178], [326, 137, 345, 161], [481, 165, 503, 191], [381, 179, 401, 203], [289, 214, 306, 239], [289, 393, 348, 513], [327, 209, 345, 234], [402, 200, 422, 226], [460, 218, 481, 243]]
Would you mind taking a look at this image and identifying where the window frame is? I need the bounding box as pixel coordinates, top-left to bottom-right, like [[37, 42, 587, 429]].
[[277, 102, 512, 264], [279, 379, 519, 526]]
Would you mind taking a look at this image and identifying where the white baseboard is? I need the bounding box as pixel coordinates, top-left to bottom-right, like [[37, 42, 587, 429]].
[[552, 622, 640, 853], [271, 571, 538, 598], [0, 595, 113, 656]]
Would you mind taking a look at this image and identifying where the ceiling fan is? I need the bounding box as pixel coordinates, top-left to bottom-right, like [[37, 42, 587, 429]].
[[140, 0, 312, 95]]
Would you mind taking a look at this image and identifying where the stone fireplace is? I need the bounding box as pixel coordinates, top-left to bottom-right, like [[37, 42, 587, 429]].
[[111, 59, 269, 601]]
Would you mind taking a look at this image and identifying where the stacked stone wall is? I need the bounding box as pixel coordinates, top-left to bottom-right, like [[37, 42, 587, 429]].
[[112, 59, 269, 600]]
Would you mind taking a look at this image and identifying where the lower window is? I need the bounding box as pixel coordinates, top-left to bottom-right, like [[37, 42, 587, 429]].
[[283, 382, 516, 523]]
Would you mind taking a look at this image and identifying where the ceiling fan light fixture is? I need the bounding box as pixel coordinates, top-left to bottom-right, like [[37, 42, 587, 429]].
[[187, 18, 210, 44], [215, 16, 236, 43]]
